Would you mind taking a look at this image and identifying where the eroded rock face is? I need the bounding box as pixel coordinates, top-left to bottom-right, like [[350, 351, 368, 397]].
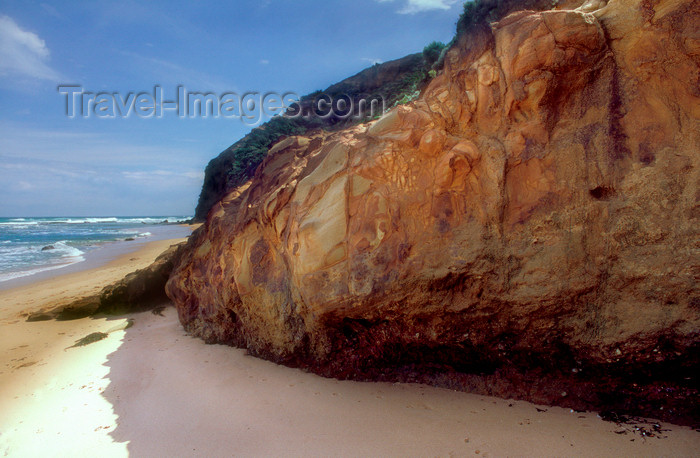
[[192, 53, 426, 222], [98, 241, 188, 315], [167, 0, 699, 423], [26, 242, 187, 321]]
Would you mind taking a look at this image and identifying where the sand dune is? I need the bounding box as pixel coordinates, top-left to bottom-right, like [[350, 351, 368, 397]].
[[1, 239, 698, 456]]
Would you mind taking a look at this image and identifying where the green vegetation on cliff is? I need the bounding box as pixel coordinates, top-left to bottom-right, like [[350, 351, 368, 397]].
[[422, 41, 446, 67], [457, 0, 559, 34], [194, 52, 431, 221], [194, 0, 561, 221]]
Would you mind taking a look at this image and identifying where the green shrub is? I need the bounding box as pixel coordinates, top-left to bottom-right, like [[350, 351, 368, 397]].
[[225, 116, 308, 188], [457, 0, 558, 35], [423, 41, 447, 67]]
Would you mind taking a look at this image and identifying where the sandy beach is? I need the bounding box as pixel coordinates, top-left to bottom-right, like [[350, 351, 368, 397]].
[[1, 238, 698, 457]]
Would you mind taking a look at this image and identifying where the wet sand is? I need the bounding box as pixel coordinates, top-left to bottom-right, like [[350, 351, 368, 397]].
[[1, 238, 698, 456]]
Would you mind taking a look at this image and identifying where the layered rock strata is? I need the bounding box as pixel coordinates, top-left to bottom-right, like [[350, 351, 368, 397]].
[[167, 0, 700, 424]]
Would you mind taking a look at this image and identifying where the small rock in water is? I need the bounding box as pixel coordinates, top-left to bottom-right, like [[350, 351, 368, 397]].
[[124, 237, 135, 241], [41, 245, 55, 251]]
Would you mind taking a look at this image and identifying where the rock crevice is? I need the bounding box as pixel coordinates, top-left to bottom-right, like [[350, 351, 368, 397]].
[[167, 0, 699, 424]]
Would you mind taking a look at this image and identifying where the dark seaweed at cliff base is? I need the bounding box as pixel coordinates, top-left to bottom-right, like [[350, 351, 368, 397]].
[[167, 0, 700, 426]]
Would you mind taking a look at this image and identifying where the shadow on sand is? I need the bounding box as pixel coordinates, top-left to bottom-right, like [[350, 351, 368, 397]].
[[99, 306, 699, 456], [99, 305, 490, 456]]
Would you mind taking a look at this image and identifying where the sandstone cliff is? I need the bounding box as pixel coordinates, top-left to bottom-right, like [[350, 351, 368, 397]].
[[167, 0, 699, 424], [193, 53, 427, 221]]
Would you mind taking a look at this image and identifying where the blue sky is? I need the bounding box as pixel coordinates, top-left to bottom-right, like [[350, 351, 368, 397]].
[[0, 0, 462, 217]]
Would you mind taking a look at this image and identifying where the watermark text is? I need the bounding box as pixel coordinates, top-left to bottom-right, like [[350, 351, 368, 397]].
[[57, 85, 385, 124]]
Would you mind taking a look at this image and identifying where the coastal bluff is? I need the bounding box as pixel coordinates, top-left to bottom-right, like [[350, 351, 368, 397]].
[[167, 0, 700, 424]]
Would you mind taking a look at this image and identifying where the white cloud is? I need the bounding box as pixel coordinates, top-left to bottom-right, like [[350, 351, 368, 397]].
[[119, 50, 237, 92], [0, 153, 205, 216], [260, 59, 269, 65], [17, 181, 34, 191], [122, 170, 204, 182], [0, 15, 61, 80], [361, 57, 384, 65], [0, 122, 203, 170], [377, 0, 460, 14], [40, 3, 63, 19]]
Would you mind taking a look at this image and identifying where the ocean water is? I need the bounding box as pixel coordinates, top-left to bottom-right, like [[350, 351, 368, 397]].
[[0, 216, 192, 284]]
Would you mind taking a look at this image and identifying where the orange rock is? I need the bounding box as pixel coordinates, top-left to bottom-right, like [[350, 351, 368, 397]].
[[167, 0, 700, 424]]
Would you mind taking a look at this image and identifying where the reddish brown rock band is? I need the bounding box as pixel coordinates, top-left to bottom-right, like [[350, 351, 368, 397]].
[[167, 0, 700, 425]]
